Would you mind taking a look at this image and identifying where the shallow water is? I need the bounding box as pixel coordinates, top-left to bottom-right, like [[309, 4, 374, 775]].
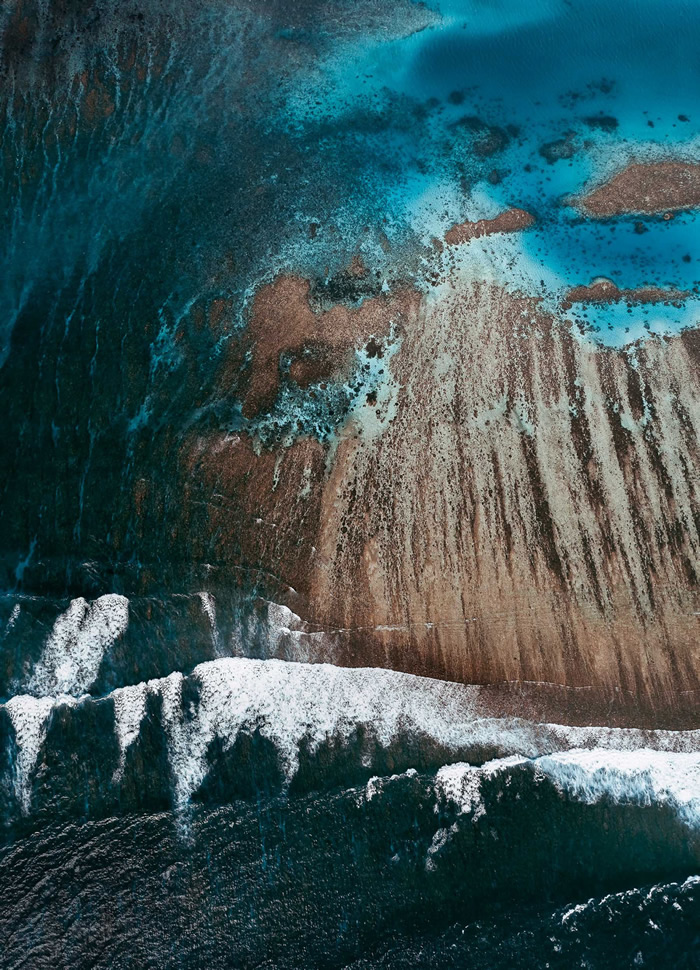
[[295, 0, 700, 304]]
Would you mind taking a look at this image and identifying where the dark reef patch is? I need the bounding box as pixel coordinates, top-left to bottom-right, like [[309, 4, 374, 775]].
[[539, 132, 578, 164]]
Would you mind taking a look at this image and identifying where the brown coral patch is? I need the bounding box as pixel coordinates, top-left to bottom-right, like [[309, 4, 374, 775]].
[[179, 431, 326, 598], [444, 208, 535, 246], [241, 275, 420, 417], [303, 282, 700, 718], [562, 278, 691, 310], [288, 344, 352, 388], [208, 298, 232, 335], [572, 161, 700, 216], [80, 70, 115, 124]]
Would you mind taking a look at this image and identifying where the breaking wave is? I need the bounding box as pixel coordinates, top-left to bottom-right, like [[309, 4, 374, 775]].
[[1, 654, 699, 834]]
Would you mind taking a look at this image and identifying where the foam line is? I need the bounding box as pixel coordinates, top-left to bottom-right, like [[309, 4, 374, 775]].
[[26, 594, 129, 698]]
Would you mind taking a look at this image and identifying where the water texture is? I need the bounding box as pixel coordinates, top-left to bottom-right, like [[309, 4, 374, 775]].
[[1, 1, 700, 967]]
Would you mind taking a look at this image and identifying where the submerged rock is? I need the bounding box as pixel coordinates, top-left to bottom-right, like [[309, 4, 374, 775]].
[[444, 208, 535, 244], [572, 160, 700, 216]]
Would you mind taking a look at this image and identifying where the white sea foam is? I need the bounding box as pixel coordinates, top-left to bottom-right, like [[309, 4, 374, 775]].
[[197, 592, 221, 655], [4, 603, 20, 634], [364, 768, 418, 803], [157, 658, 482, 808], [266, 602, 304, 633], [112, 682, 149, 781], [27, 594, 129, 698], [536, 748, 700, 827], [258, 600, 338, 664], [434, 755, 529, 816], [559, 873, 700, 929], [3, 656, 700, 819], [5, 695, 60, 812], [424, 755, 532, 867], [432, 749, 700, 830]]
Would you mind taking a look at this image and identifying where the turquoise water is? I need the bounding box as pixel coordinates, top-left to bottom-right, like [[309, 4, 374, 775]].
[[277, 0, 700, 343], [3, 0, 700, 364]]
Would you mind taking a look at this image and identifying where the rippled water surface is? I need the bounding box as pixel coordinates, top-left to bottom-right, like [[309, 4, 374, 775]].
[[1, 0, 700, 966]]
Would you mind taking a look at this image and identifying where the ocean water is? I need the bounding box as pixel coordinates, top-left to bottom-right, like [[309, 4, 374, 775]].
[[303, 0, 700, 343], [0, 607, 699, 967], [1, 0, 700, 967], [3, 0, 700, 372]]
